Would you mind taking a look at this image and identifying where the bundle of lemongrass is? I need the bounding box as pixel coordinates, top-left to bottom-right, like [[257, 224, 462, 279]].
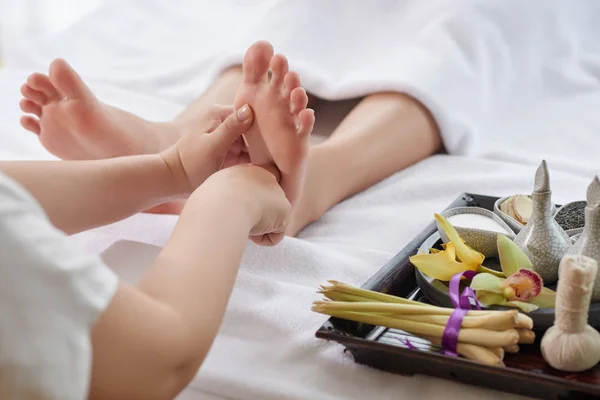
[[313, 281, 536, 367]]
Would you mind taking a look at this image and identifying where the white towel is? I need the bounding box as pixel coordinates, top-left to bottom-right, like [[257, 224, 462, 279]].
[[6, 0, 600, 176]]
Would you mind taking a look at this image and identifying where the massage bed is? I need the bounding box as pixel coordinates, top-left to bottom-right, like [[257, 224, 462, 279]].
[[1, 1, 599, 399]]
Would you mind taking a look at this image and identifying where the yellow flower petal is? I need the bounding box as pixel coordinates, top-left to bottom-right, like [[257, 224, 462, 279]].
[[409, 243, 474, 281], [434, 213, 485, 268]]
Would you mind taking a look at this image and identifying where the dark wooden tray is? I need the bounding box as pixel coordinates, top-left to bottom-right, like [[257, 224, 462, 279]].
[[315, 193, 600, 400]]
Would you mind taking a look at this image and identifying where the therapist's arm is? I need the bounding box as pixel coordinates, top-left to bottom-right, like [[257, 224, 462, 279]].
[[0, 104, 254, 235], [88, 165, 289, 400], [0, 155, 182, 235]]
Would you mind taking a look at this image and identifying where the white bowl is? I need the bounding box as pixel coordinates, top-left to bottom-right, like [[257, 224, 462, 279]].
[[437, 207, 516, 258]]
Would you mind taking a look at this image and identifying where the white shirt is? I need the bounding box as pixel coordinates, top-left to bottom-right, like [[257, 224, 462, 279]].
[[0, 172, 118, 399]]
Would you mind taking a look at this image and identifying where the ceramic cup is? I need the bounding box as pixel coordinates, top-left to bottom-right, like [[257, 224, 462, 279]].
[[437, 207, 516, 258]]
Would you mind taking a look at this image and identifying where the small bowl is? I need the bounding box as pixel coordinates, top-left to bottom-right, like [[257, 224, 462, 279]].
[[437, 207, 515, 257], [554, 200, 586, 231], [494, 195, 556, 233]]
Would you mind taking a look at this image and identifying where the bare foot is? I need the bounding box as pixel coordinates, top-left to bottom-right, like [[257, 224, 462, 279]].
[[19, 59, 179, 160], [233, 41, 315, 207]]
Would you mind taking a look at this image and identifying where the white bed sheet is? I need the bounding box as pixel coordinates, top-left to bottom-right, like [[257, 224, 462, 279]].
[[1, 1, 600, 399]]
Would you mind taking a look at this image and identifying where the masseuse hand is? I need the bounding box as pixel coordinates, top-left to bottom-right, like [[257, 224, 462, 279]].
[[160, 104, 254, 195], [189, 163, 290, 245]]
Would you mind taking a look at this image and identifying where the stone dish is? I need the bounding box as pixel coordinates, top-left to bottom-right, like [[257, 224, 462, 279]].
[[554, 200, 587, 231], [437, 206, 515, 258]]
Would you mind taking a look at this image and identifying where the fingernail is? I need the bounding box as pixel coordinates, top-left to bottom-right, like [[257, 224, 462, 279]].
[[237, 104, 251, 121]]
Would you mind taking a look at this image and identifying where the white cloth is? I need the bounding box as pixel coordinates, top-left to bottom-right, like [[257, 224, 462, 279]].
[[0, 0, 599, 399], [5, 0, 600, 176], [0, 172, 118, 399]]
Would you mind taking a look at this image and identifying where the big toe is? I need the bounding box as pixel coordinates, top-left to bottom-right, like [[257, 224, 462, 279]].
[[242, 40, 274, 85], [49, 58, 92, 100]]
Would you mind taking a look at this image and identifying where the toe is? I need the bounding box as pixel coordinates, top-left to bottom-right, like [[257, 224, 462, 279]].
[[20, 98, 42, 117], [49, 58, 93, 99], [269, 54, 289, 88], [282, 71, 301, 99], [27, 73, 60, 102], [20, 116, 41, 135], [296, 108, 315, 138], [289, 87, 309, 115], [20, 84, 48, 105], [242, 40, 274, 85]]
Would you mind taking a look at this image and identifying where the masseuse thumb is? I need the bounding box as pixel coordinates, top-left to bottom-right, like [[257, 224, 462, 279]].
[[213, 104, 254, 149]]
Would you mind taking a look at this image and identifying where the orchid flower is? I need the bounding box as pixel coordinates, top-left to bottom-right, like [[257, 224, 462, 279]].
[[470, 234, 556, 312], [409, 213, 499, 280]]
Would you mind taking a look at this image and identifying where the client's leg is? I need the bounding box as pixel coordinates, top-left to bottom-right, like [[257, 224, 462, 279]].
[[287, 92, 442, 235], [20, 55, 441, 236], [19, 59, 178, 160]]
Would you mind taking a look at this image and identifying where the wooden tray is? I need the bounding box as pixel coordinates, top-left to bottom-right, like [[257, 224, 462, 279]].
[[315, 193, 600, 400]]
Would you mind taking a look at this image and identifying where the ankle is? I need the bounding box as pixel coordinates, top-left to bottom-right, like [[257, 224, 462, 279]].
[[302, 146, 340, 216]]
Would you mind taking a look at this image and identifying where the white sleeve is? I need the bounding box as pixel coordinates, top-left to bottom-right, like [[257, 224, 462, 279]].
[[0, 172, 118, 400]]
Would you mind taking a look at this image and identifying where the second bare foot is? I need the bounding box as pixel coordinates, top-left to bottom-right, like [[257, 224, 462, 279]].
[[19, 59, 179, 160]]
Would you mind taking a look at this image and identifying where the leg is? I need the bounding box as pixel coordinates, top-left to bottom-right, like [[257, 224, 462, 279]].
[[286, 92, 442, 235], [19, 61, 243, 160], [19, 59, 180, 160]]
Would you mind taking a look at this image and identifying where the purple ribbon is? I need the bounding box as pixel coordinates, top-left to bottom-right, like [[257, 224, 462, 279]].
[[400, 338, 418, 350], [441, 308, 468, 355], [441, 270, 482, 356], [448, 270, 482, 310]]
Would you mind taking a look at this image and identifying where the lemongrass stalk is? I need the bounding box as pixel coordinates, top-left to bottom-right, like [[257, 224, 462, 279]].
[[517, 329, 536, 344], [514, 314, 534, 330], [423, 335, 504, 366], [313, 308, 519, 348], [382, 313, 515, 331], [488, 346, 505, 360], [317, 290, 372, 303], [314, 301, 517, 329], [503, 344, 520, 353], [321, 282, 534, 329], [322, 281, 418, 304]]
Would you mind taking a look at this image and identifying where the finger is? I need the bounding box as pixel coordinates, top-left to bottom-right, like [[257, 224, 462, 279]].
[[207, 104, 234, 122], [211, 104, 254, 150]]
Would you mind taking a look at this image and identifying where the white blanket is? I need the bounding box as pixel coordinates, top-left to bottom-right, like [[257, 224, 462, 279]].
[[1, 1, 599, 399]]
